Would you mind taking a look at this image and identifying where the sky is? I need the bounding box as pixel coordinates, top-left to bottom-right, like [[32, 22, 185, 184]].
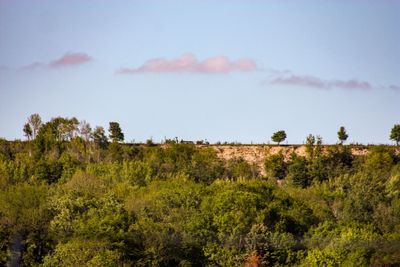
[[0, 0, 399, 144]]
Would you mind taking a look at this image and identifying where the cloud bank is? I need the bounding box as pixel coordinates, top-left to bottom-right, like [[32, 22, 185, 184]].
[[265, 71, 399, 91], [21, 52, 92, 70], [117, 53, 258, 74]]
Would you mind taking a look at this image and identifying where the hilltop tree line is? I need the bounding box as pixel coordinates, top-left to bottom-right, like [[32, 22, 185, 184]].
[[21, 114, 400, 146], [0, 114, 399, 266], [271, 125, 400, 146]]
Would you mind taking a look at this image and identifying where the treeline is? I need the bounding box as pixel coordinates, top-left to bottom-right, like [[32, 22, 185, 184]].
[[0, 115, 399, 266]]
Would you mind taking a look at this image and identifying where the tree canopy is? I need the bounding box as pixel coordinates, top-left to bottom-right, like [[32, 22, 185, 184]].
[[0, 115, 398, 266], [337, 126, 348, 144], [390, 124, 400, 145], [271, 130, 287, 145], [108, 122, 124, 142]]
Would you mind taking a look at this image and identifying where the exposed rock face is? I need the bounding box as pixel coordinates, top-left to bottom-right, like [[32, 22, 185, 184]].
[[211, 145, 396, 175], [212, 145, 300, 175]]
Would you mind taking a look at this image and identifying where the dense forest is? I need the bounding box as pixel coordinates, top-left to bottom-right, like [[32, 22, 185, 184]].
[[1, 115, 400, 266]]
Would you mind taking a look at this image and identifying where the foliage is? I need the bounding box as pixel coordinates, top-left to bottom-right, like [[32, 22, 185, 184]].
[[23, 123, 33, 140], [271, 130, 287, 145], [27, 113, 42, 139], [0, 116, 398, 266], [390, 124, 400, 145], [42, 238, 124, 267], [337, 126, 349, 144], [287, 155, 311, 188], [264, 152, 287, 180], [109, 122, 124, 143], [93, 126, 109, 149]]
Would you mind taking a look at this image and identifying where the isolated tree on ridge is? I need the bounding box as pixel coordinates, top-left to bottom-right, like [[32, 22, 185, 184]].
[[108, 122, 124, 143], [337, 126, 348, 144], [271, 130, 287, 145]]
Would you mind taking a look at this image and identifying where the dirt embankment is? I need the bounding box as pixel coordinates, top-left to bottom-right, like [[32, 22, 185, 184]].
[[211, 145, 386, 175]]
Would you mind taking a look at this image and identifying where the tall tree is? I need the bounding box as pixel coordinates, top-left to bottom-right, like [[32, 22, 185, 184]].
[[69, 117, 80, 139], [49, 117, 77, 141], [337, 126, 348, 144], [264, 153, 287, 180], [93, 126, 108, 149], [108, 122, 124, 143], [271, 130, 286, 145], [23, 123, 33, 140], [305, 134, 316, 159], [390, 124, 400, 145], [27, 113, 42, 139], [79, 120, 92, 141]]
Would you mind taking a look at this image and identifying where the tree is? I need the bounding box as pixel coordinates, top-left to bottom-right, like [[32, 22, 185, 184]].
[[264, 153, 287, 180], [337, 126, 348, 144], [55, 117, 79, 141], [93, 126, 108, 149], [35, 117, 79, 142], [0, 183, 51, 266], [27, 113, 42, 139], [65, 117, 79, 140], [305, 134, 316, 159], [43, 239, 123, 267], [287, 156, 311, 188], [23, 123, 33, 140], [79, 120, 92, 141], [306, 134, 315, 146], [108, 122, 124, 143], [271, 130, 286, 145], [390, 124, 400, 145]]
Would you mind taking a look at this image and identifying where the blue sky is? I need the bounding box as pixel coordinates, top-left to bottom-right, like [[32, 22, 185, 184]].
[[0, 0, 399, 144]]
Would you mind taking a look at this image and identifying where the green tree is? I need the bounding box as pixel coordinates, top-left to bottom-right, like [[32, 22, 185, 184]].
[[363, 146, 394, 174], [305, 134, 316, 159], [245, 224, 298, 266], [264, 153, 287, 180], [390, 124, 400, 145], [189, 147, 224, 183], [33, 118, 65, 157], [108, 122, 124, 143], [0, 183, 51, 266], [337, 126, 348, 144], [271, 130, 287, 145], [224, 158, 259, 180], [43, 239, 123, 267], [108, 142, 123, 162], [124, 177, 207, 266], [27, 113, 42, 139], [287, 156, 311, 188], [23, 123, 33, 140], [302, 222, 378, 267], [93, 126, 108, 149], [306, 134, 315, 146], [54, 117, 79, 141]]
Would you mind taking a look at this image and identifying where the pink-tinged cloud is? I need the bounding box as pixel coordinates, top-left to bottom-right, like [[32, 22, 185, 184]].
[[330, 80, 372, 90], [49, 52, 92, 68], [117, 53, 258, 74], [19, 52, 92, 71], [269, 75, 327, 89], [266, 72, 396, 91]]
